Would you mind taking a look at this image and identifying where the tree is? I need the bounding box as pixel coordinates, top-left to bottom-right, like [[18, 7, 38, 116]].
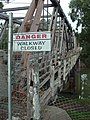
[[69, 0, 90, 67], [0, 2, 3, 8]]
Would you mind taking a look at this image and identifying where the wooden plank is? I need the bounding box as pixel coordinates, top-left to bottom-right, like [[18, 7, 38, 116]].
[[63, 60, 66, 81], [40, 74, 50, 88], [27, 66, 34, 119], [50, 66, 55, 97], [18, 0, 37, 32], [51, 7, 58, 50], [39, 72, 50, 80], [49, 7, 56, 31], [59, 19, 65, 53], [0, 21, 8, 42], [30, 0, 44, 32], [40, 87, 51, 104], [39, 65, 50, 72]]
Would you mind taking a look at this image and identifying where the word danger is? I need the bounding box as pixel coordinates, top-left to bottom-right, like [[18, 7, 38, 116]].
[[15, 33, 47, 40], [13, 31, 51, 51]]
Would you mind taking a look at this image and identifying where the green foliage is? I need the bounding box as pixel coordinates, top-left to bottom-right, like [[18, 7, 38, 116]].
[[69, 0, 90, 67], [76, 98, 90, 105], [0, 30, 8, 50], [0, 2, 3, 8], [0, 23, 19, 50]]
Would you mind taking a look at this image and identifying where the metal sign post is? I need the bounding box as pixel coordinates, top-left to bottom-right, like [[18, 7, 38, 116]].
[[8, 12, 13, 120], [13, 31, 51, 120]]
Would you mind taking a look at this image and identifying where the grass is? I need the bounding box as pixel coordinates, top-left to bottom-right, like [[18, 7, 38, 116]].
[[67, 110, 90, 120]]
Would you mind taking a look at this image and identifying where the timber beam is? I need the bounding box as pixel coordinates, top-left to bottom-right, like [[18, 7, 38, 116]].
[[0, 13, 22, 25], [0, 4, 52, 13], [0, 1, 72, 30], [50, 0, 72, 31]]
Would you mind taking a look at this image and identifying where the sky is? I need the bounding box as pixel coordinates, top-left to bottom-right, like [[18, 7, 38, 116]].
[[1, 0, 77, 30]]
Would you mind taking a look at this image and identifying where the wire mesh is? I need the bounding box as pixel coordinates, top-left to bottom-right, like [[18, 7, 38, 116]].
[[49, 92, 90, 120], [0, 50, 8, 119]]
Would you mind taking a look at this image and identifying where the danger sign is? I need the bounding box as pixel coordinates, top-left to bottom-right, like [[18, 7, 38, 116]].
[[13, 31, 51, 52]]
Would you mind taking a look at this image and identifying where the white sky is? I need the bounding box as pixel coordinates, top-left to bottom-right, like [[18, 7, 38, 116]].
[[2, 0, 77, 30]]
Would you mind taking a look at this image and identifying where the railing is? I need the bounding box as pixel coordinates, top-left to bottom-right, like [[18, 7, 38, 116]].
[[0, 0, 82, 119]]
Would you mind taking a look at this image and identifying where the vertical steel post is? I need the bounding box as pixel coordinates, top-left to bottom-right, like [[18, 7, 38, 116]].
[[47, 0, 48, 30], [8, 12, 13, 120], [42, 0, 44, 31]]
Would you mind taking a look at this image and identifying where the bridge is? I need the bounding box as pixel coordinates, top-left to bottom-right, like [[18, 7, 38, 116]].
[[0, 0, 82, 119]]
